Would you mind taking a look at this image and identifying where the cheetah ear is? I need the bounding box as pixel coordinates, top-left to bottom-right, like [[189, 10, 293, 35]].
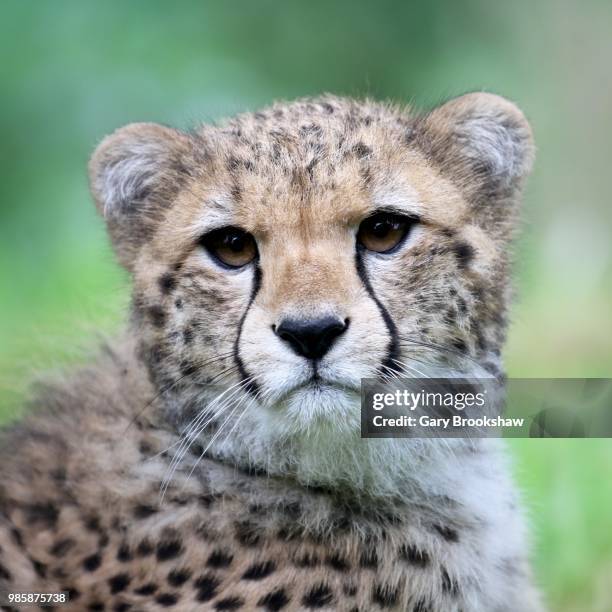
[[413, 92, 534, 208], [88, 123, 192, 269]]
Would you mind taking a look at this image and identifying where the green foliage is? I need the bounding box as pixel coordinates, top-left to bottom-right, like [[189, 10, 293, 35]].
[[0, 2, 610, 609]]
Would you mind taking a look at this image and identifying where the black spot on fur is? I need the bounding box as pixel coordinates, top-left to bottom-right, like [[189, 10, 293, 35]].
[[372, 584, 399, 608], [234, 520, 261, 547], [413, 600, 432, 612], [82, 552, 102, 572], [194, 574, 220, 602], [136, 539, 154, 556], [342, 582, 358, 597], [159, 273, 177, 294], [452, 338, 468, 352], [359, 547, 379, 569], [138, 439, 153, 454], [182, 326, 194, 344], [113, 604, 131, 612], [31, 559, 46, 577], [148, 305, 166, 328], [134, 583, 157, 596], [88, 602, 104, 611], [242, 559, 276, 580], [156, 593, 179, 607], [50, 538, 75, 557], [65, 587, 80, 601], [399, 544, 430, 567], [353, 142, 372, 158], [167, 567, 192, 587], [294, 552, 320, 567], [433, 524, 459, 542], [441, 568, 460, 596], [302, 583, 334, 608], [0, 562, 12, 580], [207, 549, 234, 569], [230, 182, 242, 202], [326, 553, 350, 572], [117, 542, 132, 562], [215, 596, 244, 610], [98, 531, 109, 548], [257, 588, 290, 611], [24, 502, 59, 527], [133, 503, 158, 519], [156, 538, 183, 561], [453, 242, 474, 269], [179, 360, 198, 377], [108, 573, 131, 594], [11, 527, 24, 547]]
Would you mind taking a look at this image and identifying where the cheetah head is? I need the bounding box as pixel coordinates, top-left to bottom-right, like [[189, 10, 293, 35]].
[[89, 94, 533, 493]]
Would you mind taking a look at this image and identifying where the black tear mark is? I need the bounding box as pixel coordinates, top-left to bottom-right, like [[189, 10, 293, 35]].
[[233, 264, 262, 396], [355, 249, 401, 375]]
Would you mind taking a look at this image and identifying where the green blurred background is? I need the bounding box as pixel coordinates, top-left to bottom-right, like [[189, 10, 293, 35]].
[[0, 1, 610, 609]]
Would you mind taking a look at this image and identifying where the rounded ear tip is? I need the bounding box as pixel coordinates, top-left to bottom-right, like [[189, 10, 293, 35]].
[[88, 122, 187, 217], [450, 91, 533, 138]]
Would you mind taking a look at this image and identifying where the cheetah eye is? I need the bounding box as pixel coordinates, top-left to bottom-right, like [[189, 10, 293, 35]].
[[357, 212, 418, 254], [200, 226, 258, 269]]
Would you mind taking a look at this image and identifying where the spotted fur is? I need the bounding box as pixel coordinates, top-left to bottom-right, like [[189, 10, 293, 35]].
[[0, 94, 542, 610]]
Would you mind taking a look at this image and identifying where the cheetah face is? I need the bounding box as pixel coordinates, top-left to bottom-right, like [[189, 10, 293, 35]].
[[90, 94, 533, 445]]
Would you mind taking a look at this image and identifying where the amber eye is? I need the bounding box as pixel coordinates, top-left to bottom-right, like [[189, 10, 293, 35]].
[[357, 212, 418, 253], [200, 226, 258, 269]]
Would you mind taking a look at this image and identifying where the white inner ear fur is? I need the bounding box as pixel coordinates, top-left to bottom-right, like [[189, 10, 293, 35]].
[[458, 113, 529, 185], [96, 140, 170, 218]]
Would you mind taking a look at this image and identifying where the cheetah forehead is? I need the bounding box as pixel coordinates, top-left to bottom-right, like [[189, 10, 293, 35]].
[[175, 96, 462, 239]]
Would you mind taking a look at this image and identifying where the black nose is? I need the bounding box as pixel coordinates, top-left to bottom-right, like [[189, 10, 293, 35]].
[[274, 316, 349, 360]]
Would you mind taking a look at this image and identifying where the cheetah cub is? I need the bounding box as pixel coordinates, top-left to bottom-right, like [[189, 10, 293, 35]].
[[0, 94, 543, 611]]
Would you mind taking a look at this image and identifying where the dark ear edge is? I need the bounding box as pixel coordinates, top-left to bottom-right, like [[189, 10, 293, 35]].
[[88, 123, 192, 269], [412, 92, 535, 207]]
